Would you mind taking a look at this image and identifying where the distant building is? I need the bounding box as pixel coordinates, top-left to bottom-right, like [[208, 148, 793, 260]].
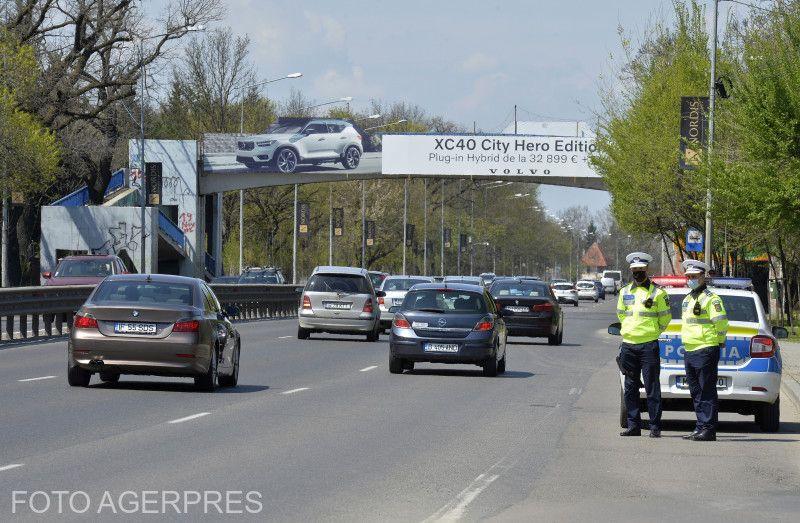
[[581, 242, 608, 275]]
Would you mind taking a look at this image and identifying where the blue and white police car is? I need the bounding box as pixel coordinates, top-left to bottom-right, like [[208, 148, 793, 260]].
[[616, 276, 788, 432]]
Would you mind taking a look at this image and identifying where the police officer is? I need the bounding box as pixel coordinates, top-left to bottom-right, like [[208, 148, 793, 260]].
[[617, 252, 672, 438], [680, 259, 729, 441]]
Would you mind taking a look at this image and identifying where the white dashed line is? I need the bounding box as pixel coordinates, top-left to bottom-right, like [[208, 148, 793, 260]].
[[168, 412, 210, 424], [281, 387, 309, 395], [359, 365, 378, 372], [0, 464, 23, 472], [569, 387, 578, 395], [424, 473, 500, 522], [277, 335, 293, 339], [18, 375, 57, 382]]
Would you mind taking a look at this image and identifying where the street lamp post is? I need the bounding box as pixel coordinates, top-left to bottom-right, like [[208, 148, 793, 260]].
[[705, 0, 720, 266], [423, 179, 428, 276], [402, 177, 408, 275]]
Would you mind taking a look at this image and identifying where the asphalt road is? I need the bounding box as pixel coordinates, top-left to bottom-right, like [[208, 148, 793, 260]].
[[1, 299, 799, 521]]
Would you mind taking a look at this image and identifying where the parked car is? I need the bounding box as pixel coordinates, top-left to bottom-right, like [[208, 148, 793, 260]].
[[43, 254, 128, 286], [489, 277, 563, 344], [368, 271, 389, 290], [378, 275, 434, 330], [593, 280, 606, 300], [601, 270, 623, 295], [552, 282, 579, 306], [68, 274, 241, 391], [389, 283, 507, 376], [298, 266, 384, 341], [479, 272, 497, 286], [576, 280, 599, 302], [238, 266, 285, 284], [211, 275, 240, 284], [236, 119, 363, 174]]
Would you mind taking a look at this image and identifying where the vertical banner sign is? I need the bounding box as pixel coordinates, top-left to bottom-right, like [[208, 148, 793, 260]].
[[297, 202, 311, 238], [366, 221, 376, 246], [444, 228, 452, 248], [679, 96, 709, 170], [405, 224, 415, 247], [145, 162, 162, 205], [459, 233, 468, 253], [332, 208, 344, 237], [686, 227, 704, 252]]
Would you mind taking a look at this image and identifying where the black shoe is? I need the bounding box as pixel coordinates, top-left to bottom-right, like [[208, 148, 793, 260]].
[[690, 429, 716, 441], [620, 427, 641, 437], [682, 430, 700, 440], [649, 429, 661, 438]]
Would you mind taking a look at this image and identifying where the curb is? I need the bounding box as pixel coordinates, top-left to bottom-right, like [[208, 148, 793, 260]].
[[781, 372, 800, 410]]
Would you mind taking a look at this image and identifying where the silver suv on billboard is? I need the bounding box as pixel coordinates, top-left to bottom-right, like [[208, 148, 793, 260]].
[[236, 119, 363, 173]]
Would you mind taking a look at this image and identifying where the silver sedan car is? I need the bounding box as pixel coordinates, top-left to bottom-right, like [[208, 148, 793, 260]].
[[68, 274, 240, 391]]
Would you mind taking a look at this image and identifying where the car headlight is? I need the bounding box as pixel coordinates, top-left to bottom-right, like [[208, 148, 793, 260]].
[[256, 140, 276, 147]]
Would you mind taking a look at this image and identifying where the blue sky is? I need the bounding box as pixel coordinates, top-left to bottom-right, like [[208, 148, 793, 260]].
[[151, 1, 747, 214]]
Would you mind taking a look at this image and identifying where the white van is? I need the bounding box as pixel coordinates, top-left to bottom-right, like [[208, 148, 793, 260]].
[[601, 270, 623, 295]]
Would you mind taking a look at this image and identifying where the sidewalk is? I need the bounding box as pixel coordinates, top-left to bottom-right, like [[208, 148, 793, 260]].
[[781, 340, 800, 409]]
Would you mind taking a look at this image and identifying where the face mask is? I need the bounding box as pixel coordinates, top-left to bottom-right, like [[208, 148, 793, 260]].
[[632, 272, 647, 283], [687, 279, 701, 290]]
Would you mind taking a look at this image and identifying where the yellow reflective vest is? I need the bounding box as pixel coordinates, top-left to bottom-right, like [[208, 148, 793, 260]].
[[681, 287, 728, 352], [616, 281, 672, 344]]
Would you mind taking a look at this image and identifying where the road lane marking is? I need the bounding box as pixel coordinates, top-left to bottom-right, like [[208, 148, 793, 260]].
[[168, 412, 210, 424], [281, 387, 309, 395], [359, 365, 378, 372], [277, 335, 293, 339], [424, 473, 500, 522], [18, 375, 57, 382], [0, 464, 23, 472]]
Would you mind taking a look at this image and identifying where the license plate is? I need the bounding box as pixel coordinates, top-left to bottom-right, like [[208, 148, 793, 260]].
[[323, 301, 351, 310], [393, 298, 404, 305], [114, 322, 157, 334], [675, 376, 728, 389], [505, 306, 529, 313], [424, 343, 459, 353]]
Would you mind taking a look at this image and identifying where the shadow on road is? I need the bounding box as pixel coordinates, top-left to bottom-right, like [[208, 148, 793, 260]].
[[506, 340, 582, 348], [407, 368, 534, 379], [658, 418, 800, 440], [92, 381, 270, 394]]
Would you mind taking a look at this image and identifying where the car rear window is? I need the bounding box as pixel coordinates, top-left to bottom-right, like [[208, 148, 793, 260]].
[[383, 278, 430, 291], [667, 293, 759, 323], [402, 289, 488, 314], [576, 282, 595, 289], [93, 281, 194, 306], [490, 281, 549, 297], [554, 283, 574, 290], [55, 259, 114, 277], [239, 273, 278, 283], [307, 274, 371, 294]]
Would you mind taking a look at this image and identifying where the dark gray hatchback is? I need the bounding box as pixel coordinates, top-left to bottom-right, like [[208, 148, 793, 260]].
[[388, 283, 507, 376]]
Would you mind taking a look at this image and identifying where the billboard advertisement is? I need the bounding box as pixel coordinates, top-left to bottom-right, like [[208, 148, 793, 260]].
[[679, 96, 709, 170], [381, 134, 599, 178], [202, 118, 375, 176]]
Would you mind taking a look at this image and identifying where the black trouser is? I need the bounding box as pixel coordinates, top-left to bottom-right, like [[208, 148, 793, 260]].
[[684, 345, 720, 431], [621, 341, 662, 430]]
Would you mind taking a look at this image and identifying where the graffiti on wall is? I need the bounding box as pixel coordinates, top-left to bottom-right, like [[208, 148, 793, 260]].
[[179, 212, 196, 233], [90, 222, 149, 255]]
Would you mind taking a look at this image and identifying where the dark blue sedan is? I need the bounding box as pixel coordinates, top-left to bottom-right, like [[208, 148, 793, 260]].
[[388, 283, 507, 376]]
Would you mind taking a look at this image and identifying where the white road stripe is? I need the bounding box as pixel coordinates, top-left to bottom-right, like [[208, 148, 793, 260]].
[[359, 365, 378, 372], [0, 464, 23, 472], [277, 335, 293, 339], [424, 473, 500, 522], [569, 387, 578, 395], [18, 375, 57, 382], [168, 412, 210, 424], [281, 387, 309, 395]]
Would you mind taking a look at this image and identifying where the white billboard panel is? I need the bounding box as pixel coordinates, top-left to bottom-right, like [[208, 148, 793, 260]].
[[381, 134, 599, 178]]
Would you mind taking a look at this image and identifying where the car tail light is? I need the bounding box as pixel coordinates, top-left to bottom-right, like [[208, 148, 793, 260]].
[[378, 296, 385, 305], [393, 314, 411, 329], [73, 314, 98, 329], [474, 316, 494, 332], [363, 299, 374, 313], [302, 295, 312, 309], [173, 320, 200, 333], [750, 335, 774, 358], [533, 302, 554, 312]]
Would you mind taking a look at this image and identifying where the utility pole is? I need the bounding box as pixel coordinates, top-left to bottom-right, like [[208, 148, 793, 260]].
[[440, 179, 445, 277], [705, 0, 719, 267], [361, 180, 366, 269], [138, 42, 147, 274], [239, 189, 244, 273], [514, 105, 517, 134], [328, 184, 333, 265], [402, 178, 408, 275], [292, 184, 298, 283], [423, 179, 427, 276]]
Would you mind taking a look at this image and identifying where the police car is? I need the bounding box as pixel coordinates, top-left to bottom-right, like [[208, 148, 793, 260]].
[[613, 276, 788, 432]]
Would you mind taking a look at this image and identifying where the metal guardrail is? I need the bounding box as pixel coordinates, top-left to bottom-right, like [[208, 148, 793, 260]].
[[51, 168, 127, 206], [158, 211, 186, 250], [0, 283, 303, 343]]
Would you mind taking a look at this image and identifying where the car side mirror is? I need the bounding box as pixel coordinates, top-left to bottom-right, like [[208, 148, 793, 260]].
[[224, 305, 240, 318], [608, 322, 622, 336], [42, 271, 52, 279], [772, 326, 789, 339], [375, 290, 386, 298]]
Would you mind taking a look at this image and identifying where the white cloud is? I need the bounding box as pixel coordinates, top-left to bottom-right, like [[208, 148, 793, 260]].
[[460, 52, 497, 73], [303, 10, 346, 48], [313, 66, 383, 102], [452, 72, 508, 112]]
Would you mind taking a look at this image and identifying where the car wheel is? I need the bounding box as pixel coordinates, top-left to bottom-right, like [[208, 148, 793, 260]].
[[482, 349, 499, 377], [758, 397, 780, 432], [573, 301, 579, 307], [343, 146, 361, 169], [389, 353, 404, 374], [275, 148, 298, 174], [297, 326, 310, 340], [195, 349, 218, 392], [594, 298, 598, 303], [67, 362, 91, 387], [619, 387, 627, 428], [99, 372, 120, 383], [548, 329, 562, 346], [219, 343, 240, 388]]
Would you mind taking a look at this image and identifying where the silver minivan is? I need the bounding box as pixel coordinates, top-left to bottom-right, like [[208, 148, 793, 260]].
[[298, 266, 384, 341]]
